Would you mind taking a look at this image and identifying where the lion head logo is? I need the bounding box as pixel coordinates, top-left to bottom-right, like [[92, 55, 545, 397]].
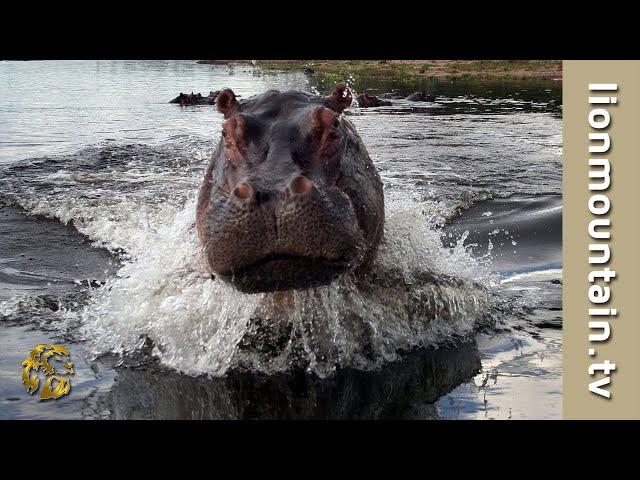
[[22, 344, 74, 400]]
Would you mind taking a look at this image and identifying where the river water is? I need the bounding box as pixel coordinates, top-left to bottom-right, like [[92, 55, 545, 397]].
[[0, 60, 562, 419]]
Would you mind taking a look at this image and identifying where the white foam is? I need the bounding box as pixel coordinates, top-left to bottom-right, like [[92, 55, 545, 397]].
[[71, 196, 497, 377]]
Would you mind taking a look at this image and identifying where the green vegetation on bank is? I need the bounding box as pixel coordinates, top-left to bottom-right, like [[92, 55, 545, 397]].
[[198, 60, 562, 81]]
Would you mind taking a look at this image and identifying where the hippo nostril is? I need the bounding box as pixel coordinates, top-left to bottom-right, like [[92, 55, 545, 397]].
[[233, 182, 253, 200], [289, 175, 313, 196]]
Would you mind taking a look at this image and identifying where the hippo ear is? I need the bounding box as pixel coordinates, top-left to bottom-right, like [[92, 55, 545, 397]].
[[311, 107, 342, 160], [325, 83, 352, 114], [216, 89, 239, 118]]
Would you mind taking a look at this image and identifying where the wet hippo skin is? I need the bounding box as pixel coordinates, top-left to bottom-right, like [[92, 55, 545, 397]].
[[356, 93, 392, 108], [170, 91, 220, 106], [406, 91, 436, 102], [196, 84, 385, 293]]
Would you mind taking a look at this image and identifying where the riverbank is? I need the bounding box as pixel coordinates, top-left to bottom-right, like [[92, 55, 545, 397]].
[[198, 60, 562, 81]]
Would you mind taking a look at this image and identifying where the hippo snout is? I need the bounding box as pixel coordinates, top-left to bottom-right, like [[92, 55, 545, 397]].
[[201, 177, 366, 293]]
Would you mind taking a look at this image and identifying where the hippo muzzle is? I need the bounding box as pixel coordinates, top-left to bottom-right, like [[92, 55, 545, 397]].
[[196, 84, 385, 293]]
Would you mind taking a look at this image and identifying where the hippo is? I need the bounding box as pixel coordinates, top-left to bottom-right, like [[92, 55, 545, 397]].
[[170, 90, 220, 106], [379, 92, 404, 100], [406, 92, 436, 102], [355, 94, 392, 108], [196, 84, 385, 293]]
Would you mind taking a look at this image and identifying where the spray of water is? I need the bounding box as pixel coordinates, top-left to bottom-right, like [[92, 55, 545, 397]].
[[73, 196, 497, 377]]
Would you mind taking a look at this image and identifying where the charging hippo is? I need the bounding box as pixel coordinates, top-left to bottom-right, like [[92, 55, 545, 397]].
[[170, 91, 220, 106], [196, 84, 385, 293], [356, 94, 392, 108]]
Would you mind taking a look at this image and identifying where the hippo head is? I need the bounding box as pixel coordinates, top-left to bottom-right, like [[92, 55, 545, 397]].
[[196, 84, 384, 293]]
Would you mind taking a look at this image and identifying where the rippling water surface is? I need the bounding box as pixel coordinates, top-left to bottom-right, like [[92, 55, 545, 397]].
[[0, 61, 562, 419]]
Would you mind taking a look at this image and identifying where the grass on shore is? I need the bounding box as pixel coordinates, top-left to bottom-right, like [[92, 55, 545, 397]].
[[199, 60, 562, 81]]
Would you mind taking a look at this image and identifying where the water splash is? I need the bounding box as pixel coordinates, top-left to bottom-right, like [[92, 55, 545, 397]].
[[72, 197, 497, 377]]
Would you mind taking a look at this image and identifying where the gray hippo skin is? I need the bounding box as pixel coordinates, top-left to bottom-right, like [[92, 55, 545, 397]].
[[406, 91, 436, 102], [170, 90, 220, 106], [196, 84, 385, 293], [356, 93, 392, 108]]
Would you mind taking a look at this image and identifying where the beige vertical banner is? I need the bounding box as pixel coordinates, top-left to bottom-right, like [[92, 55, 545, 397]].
[[564, 61, 640, 419]]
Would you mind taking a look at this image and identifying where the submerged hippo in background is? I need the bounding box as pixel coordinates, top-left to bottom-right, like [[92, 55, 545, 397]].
[[170, 90, 220, 106], [196, 83, 385, 293], [355, 93, 392, 108], [406, 92, 436, 102]]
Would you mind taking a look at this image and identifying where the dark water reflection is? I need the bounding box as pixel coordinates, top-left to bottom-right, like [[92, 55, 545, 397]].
[[99, 342, 481, 420]]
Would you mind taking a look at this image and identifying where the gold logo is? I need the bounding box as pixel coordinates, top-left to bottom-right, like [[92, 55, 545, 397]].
[[22, 344, 74, 400]]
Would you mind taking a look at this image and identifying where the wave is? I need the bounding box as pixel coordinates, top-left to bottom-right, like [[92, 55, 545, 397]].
[[68, 197, 498, 377], [0, 142, 551, 377]]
